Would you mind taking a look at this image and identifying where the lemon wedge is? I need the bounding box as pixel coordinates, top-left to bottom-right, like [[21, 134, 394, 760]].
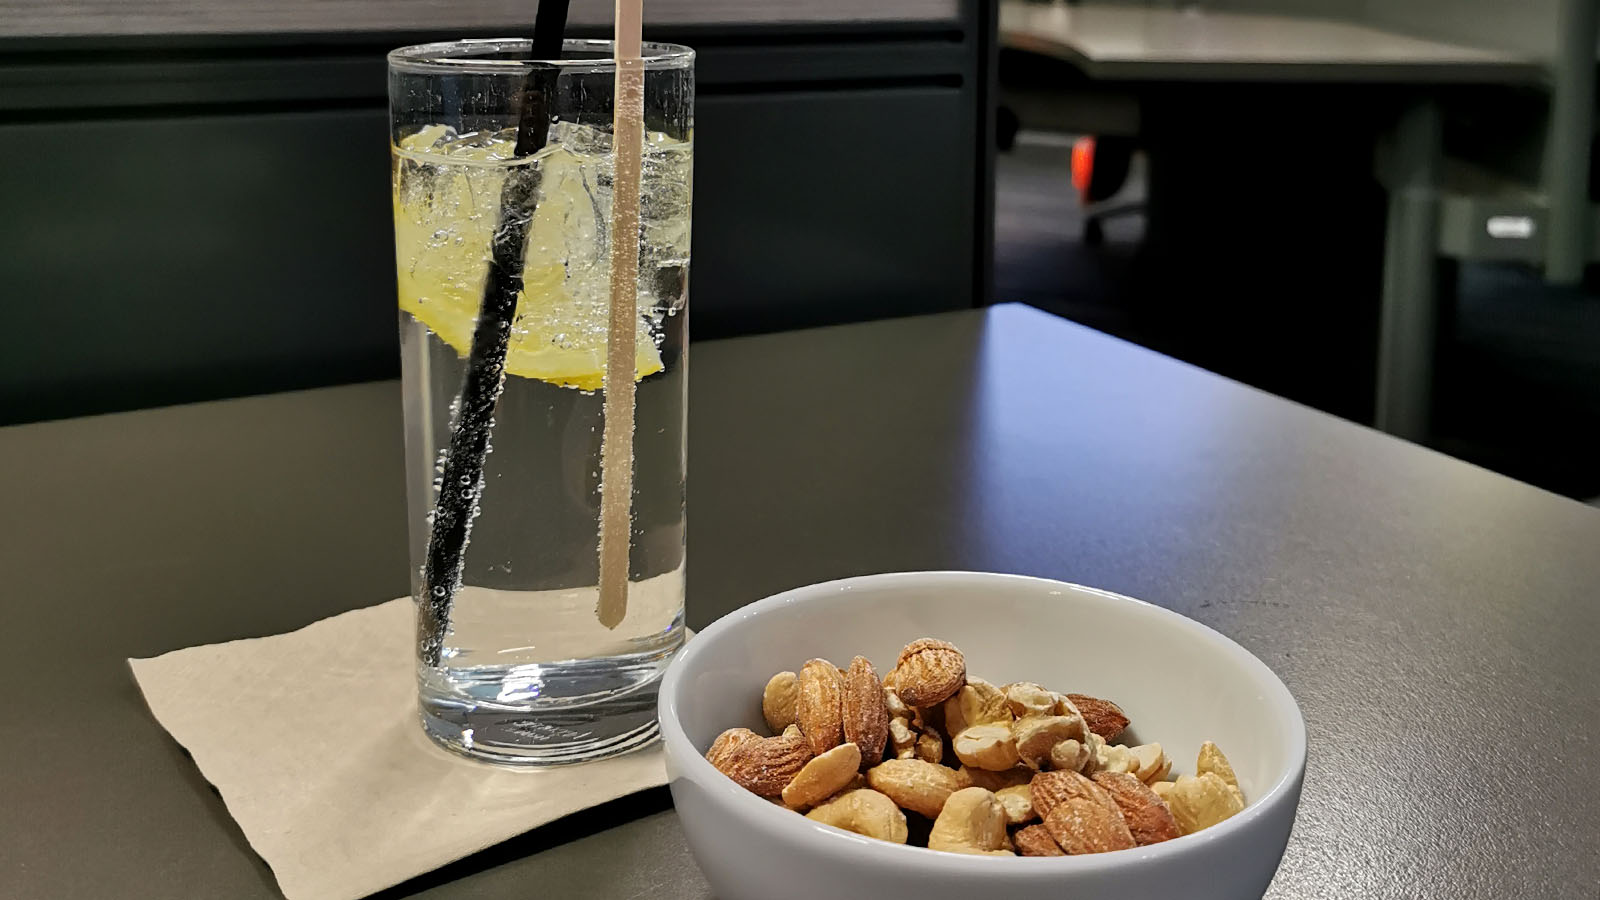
[[393, 132, 663, 391]]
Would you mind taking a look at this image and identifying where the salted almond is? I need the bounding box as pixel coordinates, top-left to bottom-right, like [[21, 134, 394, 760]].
[[890, 638, 966, 707], [1013, 824, 1065, 856], [721, 730, 813, 798], [1029, 769, 1118, 820], [1091, 771, 1180, 845], [782, 742, 862, 810], [797, 659, 845, 756], [842, 656, 889, 767], [706, 727, 760, 770], [1066, 694, 1129, 741], [1043, 796, 1136, 854]]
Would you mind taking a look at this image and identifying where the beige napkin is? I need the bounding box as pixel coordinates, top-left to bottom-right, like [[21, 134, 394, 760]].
[[130, 597, 670, 900]]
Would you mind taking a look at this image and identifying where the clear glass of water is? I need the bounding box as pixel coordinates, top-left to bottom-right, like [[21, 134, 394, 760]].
[[389, 38, 692, 764]]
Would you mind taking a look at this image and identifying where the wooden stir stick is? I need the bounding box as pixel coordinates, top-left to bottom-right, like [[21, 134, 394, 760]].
[[596, 0, 645, 629]]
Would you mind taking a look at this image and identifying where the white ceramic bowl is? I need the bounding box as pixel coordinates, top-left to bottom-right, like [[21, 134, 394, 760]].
[[660, 572, 1305, 900]]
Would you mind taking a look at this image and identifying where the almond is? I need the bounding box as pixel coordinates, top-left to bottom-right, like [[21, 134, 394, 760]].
[[842, 656, 890, 767], [1091, 771, 1180, 845], [706, 727, 760, 770], [890, 638, 966, 707], [721, 730, 813, 798], [1066, 693, 1129, 741], [797, 658, 845, 756], [1029, 769, 1118, 820], [1013, 824, 1065, 856], [1043, 796, 1136, 854]]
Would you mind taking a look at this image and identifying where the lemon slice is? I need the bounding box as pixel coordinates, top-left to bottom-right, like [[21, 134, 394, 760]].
[[393, 132, 663, 391], [397, 261, 662, 391]]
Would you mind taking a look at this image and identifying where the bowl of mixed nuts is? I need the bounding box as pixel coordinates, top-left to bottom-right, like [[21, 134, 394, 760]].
[[659, 572, 1305, 900]]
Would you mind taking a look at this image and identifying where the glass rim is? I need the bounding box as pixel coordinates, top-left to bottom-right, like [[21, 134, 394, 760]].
[[389, 38, 695, 75]]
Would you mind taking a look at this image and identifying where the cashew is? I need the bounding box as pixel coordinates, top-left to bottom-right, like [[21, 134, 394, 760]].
[[783, 743, 862, 810], [1197, 741, 1240, 794], [1166, 773, 1244, 835], [1052, 691, 1083, 719], [1003, 682, 1057, 718], [762, 671, 800, 733], [957, 765, 1032, 792], [1099, 742, 1137, 776], [943, 677, 1011, 737], [1080, 732, 1107, 774], [867, 758, 967, 818], [884, 687, 912, 721], [805, 789, 909, 844], [928, 787, 1014, 855], [1050, 738, 1091, 773], [1149, 780, 1177, 802], [1130, 743, 1172, 784], [1012, 714, 1088, 770], [994, 783, 1037, 824], [953, 724, 1021, 771], [889, 717, 919, 759], [914, 731, 944, 764]]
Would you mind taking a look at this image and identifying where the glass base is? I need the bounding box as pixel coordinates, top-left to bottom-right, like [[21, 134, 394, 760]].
[[421, 704, 661, 766], [418, 643, 677, 766]]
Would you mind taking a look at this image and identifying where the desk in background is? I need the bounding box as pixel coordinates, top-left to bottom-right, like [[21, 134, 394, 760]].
[[998, 1, 1546, 437]]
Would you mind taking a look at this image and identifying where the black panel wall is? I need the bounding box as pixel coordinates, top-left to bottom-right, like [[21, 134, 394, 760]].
[[0, 11, 996, 424]]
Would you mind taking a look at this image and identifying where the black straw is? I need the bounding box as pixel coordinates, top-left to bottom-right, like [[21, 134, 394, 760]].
[[419, 2, 572, 668]]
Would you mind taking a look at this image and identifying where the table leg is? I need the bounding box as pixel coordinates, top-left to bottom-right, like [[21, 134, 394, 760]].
[[1375, 99, 1442, 441]]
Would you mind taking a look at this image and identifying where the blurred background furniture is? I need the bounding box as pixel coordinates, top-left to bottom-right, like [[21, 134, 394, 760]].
[[998, 0, 1547, 434], [0, 0, 998, 425]]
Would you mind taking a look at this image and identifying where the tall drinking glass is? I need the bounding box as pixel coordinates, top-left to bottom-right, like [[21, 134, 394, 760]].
[[389, 39, 693, 764]]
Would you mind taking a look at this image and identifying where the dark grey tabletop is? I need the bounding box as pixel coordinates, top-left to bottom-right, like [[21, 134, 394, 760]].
[[4, 304, 1599, 899]]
